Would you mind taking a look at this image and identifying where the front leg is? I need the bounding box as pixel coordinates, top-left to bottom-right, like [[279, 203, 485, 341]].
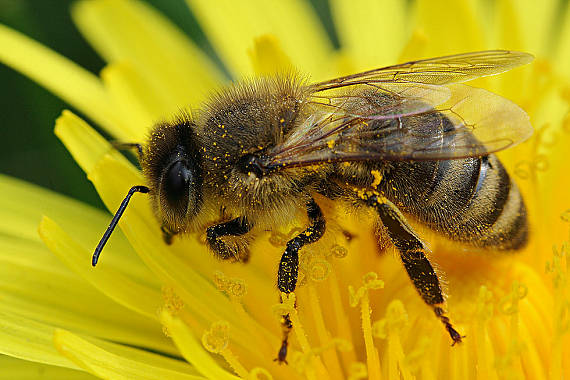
[[366, 194, 463, 344], [161, 224, 179, 245], [206, 217, 252, 261], [276, 198, 326, 363], [111, 141, 144, 160]]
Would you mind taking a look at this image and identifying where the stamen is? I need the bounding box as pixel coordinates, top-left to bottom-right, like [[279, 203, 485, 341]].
[[213, 271, 247, 301], [347, 362, 368, 380], [360, 294, 381, 380], [281, 292, 311, 355], [372, 300, 412, 380], [160, 286, 185, 338], [331, 244, 348, 259], [220, 349, 249, 379], [474, 286, 494, 379], [404, 337, 435, 380], [307, 285, 344, 377], [275, 293, 329, 379], [546, 225, 570, 379], [202, 321, 230, 353], [213, 272, 273, 356], [349, 273, 384, 380], [202, 321, 249, 378], [496, 281, 527, 377], [514, 123, 551, 180], [161, 286, 185, 315], [308, 258, 331, 282], [292, 339, 352, 378], [328, 271, 358, 367]]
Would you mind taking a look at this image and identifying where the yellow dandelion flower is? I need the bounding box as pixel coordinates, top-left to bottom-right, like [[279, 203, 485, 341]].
[[1, 1, 570, 379]]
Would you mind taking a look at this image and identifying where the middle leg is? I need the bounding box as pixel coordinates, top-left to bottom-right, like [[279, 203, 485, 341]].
[[277, 198, 326, 293], [275, 198, 326, 363]]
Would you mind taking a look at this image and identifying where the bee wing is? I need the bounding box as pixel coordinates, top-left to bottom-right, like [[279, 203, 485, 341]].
[[307, 50, 533, 120], [309, 81, 452, 120], [261, 51, 533, 170], [262, 83, 532, 169], [310, 50, 533, 90]]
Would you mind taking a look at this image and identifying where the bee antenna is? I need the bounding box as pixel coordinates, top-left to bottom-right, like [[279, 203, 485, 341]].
[[92, 185, 150, 267]]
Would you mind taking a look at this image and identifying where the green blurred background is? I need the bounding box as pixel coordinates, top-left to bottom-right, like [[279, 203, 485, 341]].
[[0, 0, 338, 209]]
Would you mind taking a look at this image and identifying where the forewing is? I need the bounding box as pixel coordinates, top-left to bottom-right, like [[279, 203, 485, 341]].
[[310, 50, 533, 90], [300, 50, 531, 138], [309, 81, 451, 120], [262, 84, 532, 169]]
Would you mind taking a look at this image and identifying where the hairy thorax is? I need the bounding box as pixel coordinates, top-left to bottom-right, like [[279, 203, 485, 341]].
[[191, 75, 319, 229]]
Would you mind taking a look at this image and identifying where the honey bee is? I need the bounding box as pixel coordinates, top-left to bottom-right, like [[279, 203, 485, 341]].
[[92, 50, 533, 363]]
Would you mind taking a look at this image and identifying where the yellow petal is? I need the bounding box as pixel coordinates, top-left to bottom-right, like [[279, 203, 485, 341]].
[[53, 329, 202, 380], [330, 0, 407, 70], [72, 0, 223, 108], [101, 62, 173, 141], [414, 0, 485, 56], [555, 4, 570, 73], [38, 216, 163, 322], [248, 35, 294, 76], [0, 173, 156, 285], [0, 311, 78, 369], [186, 0, 333, 79], [54, 110, 133, 175], [0, 24, 119, 134], [160, 311, 239, 380], [0, 355, 94, 380], [0, 170, 104, 243], [498, 0, 557, 55], [0, 236, 172, 355]]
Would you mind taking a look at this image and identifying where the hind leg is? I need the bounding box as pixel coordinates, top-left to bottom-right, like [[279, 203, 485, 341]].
[[366, 194, 463, 344]]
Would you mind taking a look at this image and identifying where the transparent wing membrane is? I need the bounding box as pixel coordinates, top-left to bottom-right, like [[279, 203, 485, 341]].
[[263, 51, 533, 170]]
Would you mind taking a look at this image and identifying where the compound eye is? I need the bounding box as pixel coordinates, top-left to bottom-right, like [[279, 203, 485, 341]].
[[163, 160, 192, 212]]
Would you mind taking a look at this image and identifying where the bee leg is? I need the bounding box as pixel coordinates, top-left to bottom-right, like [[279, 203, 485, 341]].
[[275, 313, 293, 364], [111, 142, 144, 160], [277, 198, 326, 292], [275, 198, 326, 363], [366, 194, 464, 345], [206, 217, 251, 260], [160, 225, 179, 245]]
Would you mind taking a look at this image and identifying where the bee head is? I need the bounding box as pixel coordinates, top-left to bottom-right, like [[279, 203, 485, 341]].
[[142, 115, 203, 231], [91, 115, 202, 267]]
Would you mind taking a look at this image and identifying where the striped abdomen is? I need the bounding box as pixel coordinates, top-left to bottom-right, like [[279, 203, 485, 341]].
[[381, 155, 527, 250]]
